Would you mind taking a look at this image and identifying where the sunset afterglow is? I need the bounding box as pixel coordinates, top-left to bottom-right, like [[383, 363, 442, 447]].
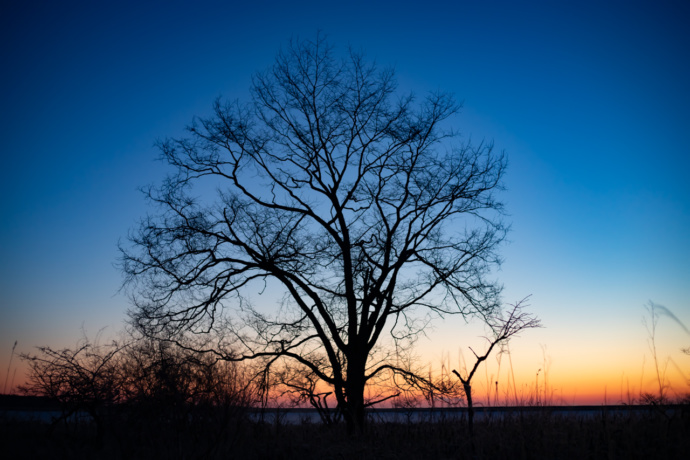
[[2, 0, 688, 410]]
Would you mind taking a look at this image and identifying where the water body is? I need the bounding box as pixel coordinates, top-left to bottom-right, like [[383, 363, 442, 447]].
[[249, 405, 675, 425]]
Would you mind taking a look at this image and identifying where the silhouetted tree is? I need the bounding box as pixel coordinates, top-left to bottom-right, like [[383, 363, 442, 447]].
[[120, 329, 256, 411], [122, 34, 507, 434], [20, 326, 258, 455], [274, 360, 342, 425], [20, 332, 125, 445], [453, 298, 541, 450], [116, 330, 257, 457]]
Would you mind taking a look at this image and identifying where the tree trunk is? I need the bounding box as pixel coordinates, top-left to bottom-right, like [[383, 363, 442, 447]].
[[344, 356, 366, 435], [463, 382, 476, 453]]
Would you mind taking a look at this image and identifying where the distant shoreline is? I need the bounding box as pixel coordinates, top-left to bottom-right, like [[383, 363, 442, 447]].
[[2, 393, 683, 414]]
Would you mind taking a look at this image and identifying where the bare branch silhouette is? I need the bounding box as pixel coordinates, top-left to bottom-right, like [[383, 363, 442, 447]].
[[121, 33, 508, 434], [453, 297, 541, 448]]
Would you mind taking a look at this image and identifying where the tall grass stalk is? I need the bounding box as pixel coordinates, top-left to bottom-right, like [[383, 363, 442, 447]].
[[3, 340, 17, 394], [644, 301, 669, 401], [9, 368, 17, 395], [506, 345, 519, 406]]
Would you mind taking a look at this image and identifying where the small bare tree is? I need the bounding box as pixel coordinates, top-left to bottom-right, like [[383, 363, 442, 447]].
[[20, 332, 125, 444], [116, 329, 258, 457], [453, 298, 541, 446], [274, 360, 341, 425], [120, 327, 258, 412]]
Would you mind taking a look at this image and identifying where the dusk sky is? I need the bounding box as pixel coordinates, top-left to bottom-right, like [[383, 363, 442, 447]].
[[2, 0, 688, 403]]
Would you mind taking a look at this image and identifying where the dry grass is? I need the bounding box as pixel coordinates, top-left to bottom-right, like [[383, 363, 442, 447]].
[[2, 402, 689, 459]]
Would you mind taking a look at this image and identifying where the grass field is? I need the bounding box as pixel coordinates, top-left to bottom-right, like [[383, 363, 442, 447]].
[[2, 397, 688, 459]]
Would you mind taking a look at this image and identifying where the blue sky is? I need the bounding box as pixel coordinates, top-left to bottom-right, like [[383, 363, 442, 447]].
[[2, 0, 688, 400]]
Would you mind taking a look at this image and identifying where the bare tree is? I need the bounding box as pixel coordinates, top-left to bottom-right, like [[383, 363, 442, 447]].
[[20, 332, 125, 444], [122, 34, 507, 434], [274, 360, 342, 425], [115, 329, 257, 457], [453, 298, 541, 446]]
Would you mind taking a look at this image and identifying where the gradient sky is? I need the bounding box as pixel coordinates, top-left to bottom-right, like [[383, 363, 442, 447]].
[[2, 0, 689, 403]]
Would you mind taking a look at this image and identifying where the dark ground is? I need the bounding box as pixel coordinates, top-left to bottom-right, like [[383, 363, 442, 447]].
[[2, 396, 688, 459]]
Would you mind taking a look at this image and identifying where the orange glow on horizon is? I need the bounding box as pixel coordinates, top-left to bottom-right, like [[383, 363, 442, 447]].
[[4, 336, 688, 407], [3, 363, 687, 407]]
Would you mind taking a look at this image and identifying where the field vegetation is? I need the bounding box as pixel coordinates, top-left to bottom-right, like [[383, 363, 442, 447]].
[[2, 394, 689, 459], [2, 328, 688, 459]]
